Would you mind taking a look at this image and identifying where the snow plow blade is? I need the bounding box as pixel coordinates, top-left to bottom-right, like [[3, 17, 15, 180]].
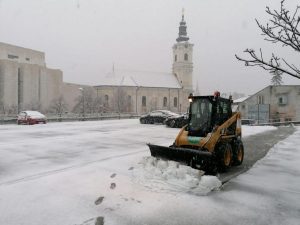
[[147, 143, 212, 164]]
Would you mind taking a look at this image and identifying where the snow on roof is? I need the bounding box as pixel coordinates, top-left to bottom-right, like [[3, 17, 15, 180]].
[[233, 96, 249, 103], [95, 70, 181, 89]]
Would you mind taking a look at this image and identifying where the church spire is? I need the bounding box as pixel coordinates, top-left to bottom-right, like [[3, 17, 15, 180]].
[[176, 8, 189, 42]]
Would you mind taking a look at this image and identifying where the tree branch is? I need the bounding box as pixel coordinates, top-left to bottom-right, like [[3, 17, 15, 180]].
[[235, 49, 300, 80], [236, 1, 300, 81]]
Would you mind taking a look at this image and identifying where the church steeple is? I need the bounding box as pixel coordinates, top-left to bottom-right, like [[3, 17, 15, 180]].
[[176, 8, 189, 42], [172, 9, 193, 91]]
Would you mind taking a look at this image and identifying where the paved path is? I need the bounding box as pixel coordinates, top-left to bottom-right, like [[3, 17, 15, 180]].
[[220, 126, 296, 182]]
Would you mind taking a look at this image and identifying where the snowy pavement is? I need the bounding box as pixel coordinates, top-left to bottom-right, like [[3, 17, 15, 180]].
[[0, 119, 299, 225]]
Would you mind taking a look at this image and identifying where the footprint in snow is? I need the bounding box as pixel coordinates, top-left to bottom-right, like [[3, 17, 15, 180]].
[[110, 183, 116, 189], [128, 167, 134, 170], [95, 216, 104, 225], [110, 173, 116, 178], [95, 196, 104, 205]]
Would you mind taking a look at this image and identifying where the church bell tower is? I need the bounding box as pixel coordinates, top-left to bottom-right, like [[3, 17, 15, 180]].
[[172, 9, 193, 92]]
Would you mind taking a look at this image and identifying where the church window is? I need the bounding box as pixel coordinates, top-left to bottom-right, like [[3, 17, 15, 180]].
[[163, 97, 167, 107], [184, 53, 188, 61], [142, 96, 146, 107], [174, 97, 178, 107], [104, 95, 109, 107], [175, 55, 177, 62]]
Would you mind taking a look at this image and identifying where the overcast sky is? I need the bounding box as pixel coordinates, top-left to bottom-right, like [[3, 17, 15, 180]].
[[0, 0, 299, 95]]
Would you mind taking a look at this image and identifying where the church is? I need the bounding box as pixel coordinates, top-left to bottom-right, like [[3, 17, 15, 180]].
[[94, 13, 194, 114]]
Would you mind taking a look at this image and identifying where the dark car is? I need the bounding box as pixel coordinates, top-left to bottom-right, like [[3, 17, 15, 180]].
[[17, 111, 47, 125], [164, 112, 189, 128], [241, 119, 255, 125], [140, 110, 179, 124]]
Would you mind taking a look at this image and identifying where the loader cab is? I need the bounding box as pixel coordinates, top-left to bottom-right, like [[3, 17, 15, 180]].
[[187, 95, 232, 137]]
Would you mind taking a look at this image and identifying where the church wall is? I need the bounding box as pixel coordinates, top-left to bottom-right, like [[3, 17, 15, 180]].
[[95, 86, 190, 115]]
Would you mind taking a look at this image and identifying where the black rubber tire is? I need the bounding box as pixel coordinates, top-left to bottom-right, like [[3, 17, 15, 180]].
[[217, 143, 233, 172], [232, 140, 244, 166]]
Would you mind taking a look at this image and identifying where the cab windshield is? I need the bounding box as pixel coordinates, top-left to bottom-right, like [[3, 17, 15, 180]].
[[188, 98, 212, 136]]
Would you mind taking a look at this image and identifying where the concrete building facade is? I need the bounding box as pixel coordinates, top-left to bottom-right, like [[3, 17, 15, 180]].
[[0, 42, 62, 113], [235, 85, 300, 123]]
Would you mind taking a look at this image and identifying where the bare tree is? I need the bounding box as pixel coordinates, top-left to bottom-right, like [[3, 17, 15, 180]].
[[113, 87, 128, 113], [93, 96, 103, 114], [8, 105, 18, 116], [236, 0, 300, 81], [50, 96, 68, 119], [0, 102, 6, 122], [72, 88, 95, 116], [271, 69, 284, 85]]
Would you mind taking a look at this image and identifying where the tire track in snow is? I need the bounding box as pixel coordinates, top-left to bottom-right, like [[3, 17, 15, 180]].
[[220, 126, 295, 183]]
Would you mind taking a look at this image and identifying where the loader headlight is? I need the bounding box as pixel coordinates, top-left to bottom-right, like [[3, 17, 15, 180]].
[[188, 93, 193, 102]]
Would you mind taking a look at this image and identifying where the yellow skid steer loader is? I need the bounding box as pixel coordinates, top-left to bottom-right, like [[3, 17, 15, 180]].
[[148, 92, 244, 173]]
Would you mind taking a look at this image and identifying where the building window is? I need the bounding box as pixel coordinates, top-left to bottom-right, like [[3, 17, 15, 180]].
[[257, 95, 264, 104], [8, 54, 19, 59], [104, 95, 109, 107], [175, 55, 177, 62], [142, 96, 146, 107], [241, 104, 245, 110], [163, 97, 167, 107], [278, 95, 288, 105], [26, 58, 30, 61], [174, 97, 178, 107], [184, 53, 188, 61]]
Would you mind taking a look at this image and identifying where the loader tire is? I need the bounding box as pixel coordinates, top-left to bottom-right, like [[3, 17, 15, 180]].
[[232, 140, 244, 166], [217, 143, 232, 172]]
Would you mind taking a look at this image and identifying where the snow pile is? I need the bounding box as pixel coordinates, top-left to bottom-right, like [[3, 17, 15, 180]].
[[133, 156, 221, 195]]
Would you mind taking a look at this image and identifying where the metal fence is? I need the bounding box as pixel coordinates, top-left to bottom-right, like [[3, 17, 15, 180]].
[[0, 113, 140, 125]]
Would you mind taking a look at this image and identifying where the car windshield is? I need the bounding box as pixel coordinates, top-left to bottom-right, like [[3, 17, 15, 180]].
[[188, 98, 212, 135], [25, 111, 45, 117]]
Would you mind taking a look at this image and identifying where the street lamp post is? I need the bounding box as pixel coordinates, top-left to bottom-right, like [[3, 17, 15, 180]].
[[79, 87, 85, 120]]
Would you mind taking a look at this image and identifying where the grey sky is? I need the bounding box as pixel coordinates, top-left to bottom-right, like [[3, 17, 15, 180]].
[[0, 0, 299, 95]]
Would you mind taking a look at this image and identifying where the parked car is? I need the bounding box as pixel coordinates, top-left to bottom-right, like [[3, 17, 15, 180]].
[[17, 111, 47, 125], [164, 112, 189, 128], [241, 119, 255, 125], [140, 110, 179, 124]]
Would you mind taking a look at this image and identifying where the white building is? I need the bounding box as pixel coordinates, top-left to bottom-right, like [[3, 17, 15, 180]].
[[0, 42, 62, 113], [235, 85, 300, 123], [94, 13, 194, 114]]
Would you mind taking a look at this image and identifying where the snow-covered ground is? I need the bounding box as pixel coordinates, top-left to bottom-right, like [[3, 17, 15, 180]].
[[0, 119, 298, 225]]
